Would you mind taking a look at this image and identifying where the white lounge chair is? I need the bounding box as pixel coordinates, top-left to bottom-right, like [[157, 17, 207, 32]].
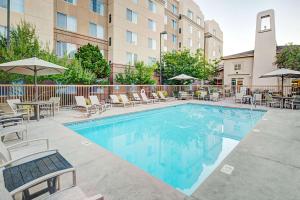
[[131, 93, 143, 104], [0, 117, 27, 142], [110, 95, 131, 107], [235, 93, 244, 103], [49, 97, 61, 112], [210, 92, 219, 101], [140, 92, 154, 104], [89, 96, 109, 112], [198, 91, 208, 100], [119, 94, 135, 107], [75, 96, 97, 115], [6, 99, 31, 121], [285, 95, 300, 110], [152, 93, 165, 102], [253, 93, 263, 105], [157, 91, 175, 101], [178, 91, 193, 100]]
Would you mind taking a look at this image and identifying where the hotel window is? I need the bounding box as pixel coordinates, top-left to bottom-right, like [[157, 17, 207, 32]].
[[261, 15, 271, 31], [172, 4, 177, 14], [198, 31, 201, 39], [100, 49, 105, 56], [188, 38, 192, 47], [197, 17, 201, 25], [179, 42, 181, 48], [171, 20, 177, 29], [126, 52, 138, 65], [213, 50, 216, 57], [109, 14, 112, 23], [163, 33, 168, 40], [187, 10, 193, 20], [148, 38, 156, 50], [148, 57, 156, 66], [89, 22, 104, 39], [109, 37, 112, 46], [56, 41, 77, 58], [1, 0, 25, 13], [56, 12, 77, 32], [126, 31, 138, 45], [172, 34, 177, 44], [234, 64, 242, 70], [178, 28, 181, 34], [64, 0, 76, 5], [148, 0, 156, 13], [163, 46, 168, 52], [127, 9, 138, 24], [164, 15, 168, 25], [90, 0, 104, 16], [0, 25, 7, 37], [148, 19, 156, 31], [189, 25, 193, 34]]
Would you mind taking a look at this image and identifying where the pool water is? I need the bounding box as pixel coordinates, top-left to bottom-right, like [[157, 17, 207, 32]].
[[66, 104, 265, 195]]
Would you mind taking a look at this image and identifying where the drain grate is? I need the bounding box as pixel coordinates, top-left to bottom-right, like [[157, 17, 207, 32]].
[[220, 164, 234, 175]]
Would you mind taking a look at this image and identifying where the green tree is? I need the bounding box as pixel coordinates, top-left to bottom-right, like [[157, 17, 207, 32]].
[[75, 43, 110, 79], [275, 44, 300, 70], [160, 49, 219, 84], [115, 61, 157, 85]]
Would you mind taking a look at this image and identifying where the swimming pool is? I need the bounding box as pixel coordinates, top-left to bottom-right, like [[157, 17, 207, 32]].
[[66, 104, 265, 195]]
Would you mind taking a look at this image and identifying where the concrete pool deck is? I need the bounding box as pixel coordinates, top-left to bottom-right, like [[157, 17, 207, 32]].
[[1, 100, 300, 200]]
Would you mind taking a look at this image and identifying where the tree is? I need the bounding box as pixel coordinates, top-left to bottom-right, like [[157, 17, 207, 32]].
[[275, 44, 300, 71], [160, 49, 219, 84], [75, 43, 110, 80], [115, 61, 157, 85]]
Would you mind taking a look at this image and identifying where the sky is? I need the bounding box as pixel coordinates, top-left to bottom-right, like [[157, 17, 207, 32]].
[[196, 0, 300, 56]]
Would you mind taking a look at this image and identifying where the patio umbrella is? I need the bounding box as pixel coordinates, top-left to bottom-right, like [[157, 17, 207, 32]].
[[169, 74, 198, 81], [0, 57, 67, 101], [259, 68, 300, 96]]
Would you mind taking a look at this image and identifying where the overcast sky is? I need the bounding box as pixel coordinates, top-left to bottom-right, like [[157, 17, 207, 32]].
[[196, 0, 300, 56]]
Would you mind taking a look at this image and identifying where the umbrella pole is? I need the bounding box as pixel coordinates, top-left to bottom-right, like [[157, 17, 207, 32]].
[[34, 66, 38, 101], [281, 75, 284, 97]]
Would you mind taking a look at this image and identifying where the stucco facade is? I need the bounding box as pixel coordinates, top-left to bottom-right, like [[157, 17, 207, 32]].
[[204, 20, 223, 61]]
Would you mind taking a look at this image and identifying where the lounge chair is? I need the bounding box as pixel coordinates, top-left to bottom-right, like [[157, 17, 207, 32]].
[[152, 93, 165, 102], [89, 96, 106, 112], [132, 93, 143, 104], [253, 93, 263, 105], [178, 91, 193, 100], [157, 91, 175, 101], [6, 99, 31, 121], [198, 91, 208, 100], [75, 96, 97, 115], [110, 95, 131, 107], [265, 94, 281, 108], [0, 117, 27, 142], [119, 94, 135, 107], [285, 95, 300, 110], [140, 92, 154, 104], [235, 93, 244, 103], [49, 97, 61, 112], [210, 92, 219, 101]]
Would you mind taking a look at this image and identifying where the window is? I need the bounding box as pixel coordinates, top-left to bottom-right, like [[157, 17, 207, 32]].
[[90, 0, 104, 15], [189, 25, 193, 34], [164, 1, 167, 8], [148, 19, 156, 31], [171, 19, 177, 29], [172, 4, 177, 14], [126, 9, 138, 24], [56, 41, 77, 58], [261, 15, 271, 31], [64, 0, 76, 5], [126, 31, 138, 45], [234, 64, 242, 70], [172, 34, 177, 44], [163, 46, 167, 52], [89, 22, 104, 39], [126, 52, 138, 65], [179, 42, 181, 48], [148, 0, 156, 13], [197, 17, 201, 25], [188, 38, 192, 47], [56, 12, 77, 32], [148, 57, 156, 66], [213, 50, 216, 57], [163, 34, 167, 40], [164, 15, 168, 25], [178, 28, 181, 34], [187, 10, 193, 20], [148, 38, 156, 50], [109, 37, 112, 46], [109, 14, 112, 23], [1, 0, 25, 13], [198, 31, 201, 39], [0, 25, 7, 37]]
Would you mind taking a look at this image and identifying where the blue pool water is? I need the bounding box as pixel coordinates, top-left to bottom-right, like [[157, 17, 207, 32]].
[[66, 104, 265, 195]]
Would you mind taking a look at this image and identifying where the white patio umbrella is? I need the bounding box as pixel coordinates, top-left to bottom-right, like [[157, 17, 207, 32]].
[[169, 74, 198, 81], [0, 57, 67, 101], [260, 68, 300, 96]]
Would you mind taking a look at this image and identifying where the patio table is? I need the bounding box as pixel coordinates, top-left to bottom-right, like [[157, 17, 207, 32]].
[[242, 95, 253, 104], [272, 96, 293, 108], [3, 152, 73, 200], [15, 101, 54, 121]]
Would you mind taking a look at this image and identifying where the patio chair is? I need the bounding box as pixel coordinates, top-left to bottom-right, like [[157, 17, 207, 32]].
[[235, 93, 244, 103], [198, 91, 208, 100], [119, 94, 135, 107], [265, 93, 281, 108], [210, 92, 219, 102], [89, 96, 106, 113], [178, 91, 193, 100], [253, 93, 263, 105], [140, 92, 154, 104], [0, 117, 27, 142], [285, 95, 300, 110], [6, 99, 31, 121], [75, 96, 97, 115], [49, 97, 61, 112], [110, 95, 131, 107], [152, 93, 166, 102], [157, 91, 175, 101], [132, 93, 143, 104]]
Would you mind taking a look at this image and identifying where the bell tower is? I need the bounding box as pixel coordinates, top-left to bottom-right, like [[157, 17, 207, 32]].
[[252, 9, 277, 86]]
